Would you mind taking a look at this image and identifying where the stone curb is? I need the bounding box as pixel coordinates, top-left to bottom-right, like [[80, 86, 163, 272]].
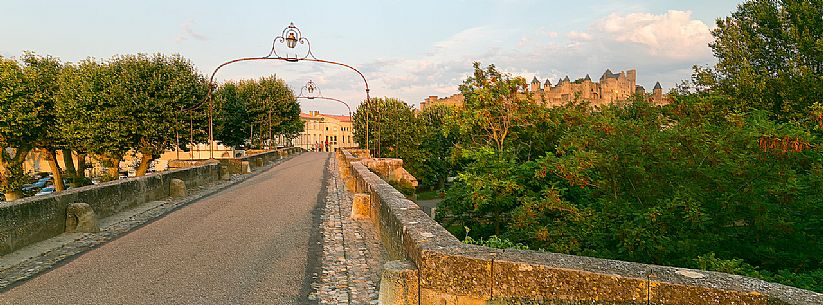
[[0, 152, 302, 292]]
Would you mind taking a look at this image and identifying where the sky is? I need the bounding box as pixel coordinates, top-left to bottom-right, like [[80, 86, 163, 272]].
[[1, 0, 744, 115]]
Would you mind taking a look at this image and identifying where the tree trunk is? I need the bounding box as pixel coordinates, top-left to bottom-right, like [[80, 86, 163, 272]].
[[76, 153, 87, 179], [42, 148, 65, 192], [61, 149, 77, 178], [135, 152, 153, 176], [106, 156, 120, 179]]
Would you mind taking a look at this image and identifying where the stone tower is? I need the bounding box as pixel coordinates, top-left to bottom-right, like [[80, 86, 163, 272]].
[[530, 76, 541, 92], [626, 69, 637, 92], [652, 82, 663, 104]]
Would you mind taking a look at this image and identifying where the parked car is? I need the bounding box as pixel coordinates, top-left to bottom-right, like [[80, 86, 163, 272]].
[[22, 180, 49, 192], [35, 186, 55, 196]]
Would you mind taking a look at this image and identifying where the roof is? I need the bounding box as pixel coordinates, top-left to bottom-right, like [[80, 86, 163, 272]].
[[563, 75, 570, 82], [654, 82, 662, 90], [601, 69, 621, 80], [531, 76, 540, 84], [584, 74, 591, 81], [300, 112, 352, 123]]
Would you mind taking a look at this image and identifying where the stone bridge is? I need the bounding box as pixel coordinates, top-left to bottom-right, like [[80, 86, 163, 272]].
[[0, 148, 820, 304]]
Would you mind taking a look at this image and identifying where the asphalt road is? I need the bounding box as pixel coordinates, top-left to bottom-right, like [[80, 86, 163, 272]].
[[0, 152, 329, 305]]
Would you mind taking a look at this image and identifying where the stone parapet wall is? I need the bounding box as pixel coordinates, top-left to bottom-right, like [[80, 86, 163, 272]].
[[0, 147, 304, 257], [338, 149, 822, 305]]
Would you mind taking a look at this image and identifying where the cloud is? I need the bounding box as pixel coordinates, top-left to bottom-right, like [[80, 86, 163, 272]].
[[215, 10, 717, 113], [176, 19, 207, 43], [596, 10, 713, 60], [567, 31, 592, 41]]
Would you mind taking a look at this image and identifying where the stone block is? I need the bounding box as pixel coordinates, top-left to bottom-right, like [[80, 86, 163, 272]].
[[379, 260, 419, 305], [66, 203, 99, 233], [241, 161, 251, 174], [351, 193, 370, 220], [650, 280, 769, 305], [170, 179, 187, 198], [219, 165, 231, 180]]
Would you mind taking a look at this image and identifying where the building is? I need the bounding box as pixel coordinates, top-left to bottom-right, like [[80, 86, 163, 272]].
[[421, 68, 670, 109], [419, 94, 464, 111], [294, 111, 358, 152]]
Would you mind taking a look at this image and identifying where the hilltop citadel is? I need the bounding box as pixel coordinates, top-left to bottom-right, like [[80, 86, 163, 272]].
[[421, 68, 668, 110]]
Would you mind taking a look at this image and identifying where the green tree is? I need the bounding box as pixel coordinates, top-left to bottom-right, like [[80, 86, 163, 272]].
[[57, 59, 130, 179], [408, 105, 457, 190], [22, 53, 68, 191], [352, 97, 417, 158], [107, 54, 207, 176], [456, 63, 543, 157], [214, 82, 251, 148], [709, 0, 823, 120], [0, 57, 40, 200], [217, 76, 300, 149]]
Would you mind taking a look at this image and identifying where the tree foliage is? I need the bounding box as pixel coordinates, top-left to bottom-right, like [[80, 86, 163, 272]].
[[708, 0, 823, 121], [213, 75, 301, 149], [0, 56, 42, 199], [352, 97, 417, 158], [57, 54, 208, 177], [422, 62, 823, 292]]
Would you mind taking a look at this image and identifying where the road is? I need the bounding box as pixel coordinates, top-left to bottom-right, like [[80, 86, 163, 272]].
[[0, 152, 329, 305]]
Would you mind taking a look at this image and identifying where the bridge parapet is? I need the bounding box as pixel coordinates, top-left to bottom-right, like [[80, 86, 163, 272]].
[[0, 147, 304, 257], [337, 149, 822, 305]]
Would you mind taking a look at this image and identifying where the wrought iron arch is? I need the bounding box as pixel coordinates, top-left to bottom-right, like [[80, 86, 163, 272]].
[[192, 22, 372, 159]]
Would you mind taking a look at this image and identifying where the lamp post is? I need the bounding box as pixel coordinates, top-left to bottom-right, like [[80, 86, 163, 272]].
[[190, 22, 372, 159]]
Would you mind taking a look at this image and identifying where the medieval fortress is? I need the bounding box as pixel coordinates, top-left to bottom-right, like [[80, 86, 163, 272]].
[[421, 68, 667, 110]]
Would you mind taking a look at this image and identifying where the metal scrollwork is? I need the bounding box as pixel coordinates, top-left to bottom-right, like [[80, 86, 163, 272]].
[[267, 22, 316, 61], [298, 80, 322, 99]]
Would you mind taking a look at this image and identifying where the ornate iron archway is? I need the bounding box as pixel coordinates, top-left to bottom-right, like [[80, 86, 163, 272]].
[[296, 80, 353, 116], [191, 22, 372, 158]]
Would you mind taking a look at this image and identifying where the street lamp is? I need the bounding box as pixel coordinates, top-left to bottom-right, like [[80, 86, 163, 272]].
[[190, 22, 372, 159], [296, 80, 352, 117]]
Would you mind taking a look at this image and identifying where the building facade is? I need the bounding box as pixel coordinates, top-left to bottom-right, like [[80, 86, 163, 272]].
[[294, 111, 358, 152]]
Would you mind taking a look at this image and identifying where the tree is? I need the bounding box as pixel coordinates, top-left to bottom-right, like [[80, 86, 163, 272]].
[[214, 76, 300, 149], [214, 82, 250, 147], [0, 57, 40, 200], [56, 54, 208, 178], [408, 105, 457, 190], [22, 53, 68, 191], [107, 54, 207, 176], [352, 97, 417, 158], [457, 63, 545, 158], [709, 0, 823, 121], [57, 59, 131, 179]]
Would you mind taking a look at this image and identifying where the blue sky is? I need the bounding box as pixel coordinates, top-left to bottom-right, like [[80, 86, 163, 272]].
[[1, 0, 743, 115]]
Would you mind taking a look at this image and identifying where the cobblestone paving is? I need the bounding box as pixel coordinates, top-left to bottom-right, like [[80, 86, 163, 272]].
[[311, 155, 387, 305], [0, 155, 294, 292]]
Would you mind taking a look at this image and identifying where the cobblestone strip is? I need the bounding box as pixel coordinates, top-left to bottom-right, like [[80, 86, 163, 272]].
[[0, 154, 298, 291], [312, 155, 386, 305]]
